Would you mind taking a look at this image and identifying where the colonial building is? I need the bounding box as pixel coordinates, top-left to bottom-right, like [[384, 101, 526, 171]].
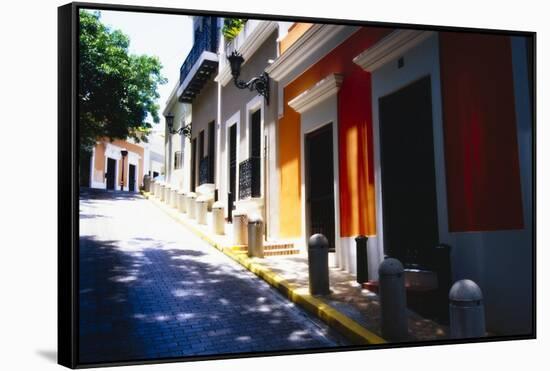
[[266, 24, 533, 335], [87, 138, 146, 192], [163, 82, 192, 191], [143, 126, 165, 180], [216, 20, 291, 235], [175, 16, 221, 198], [162, 18, 533, 336]]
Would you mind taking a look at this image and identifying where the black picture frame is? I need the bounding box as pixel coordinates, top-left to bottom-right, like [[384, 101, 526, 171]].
[[58, 2, 536, 368]]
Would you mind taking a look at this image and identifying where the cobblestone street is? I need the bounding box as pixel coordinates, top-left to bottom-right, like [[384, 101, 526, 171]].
[[79, 189, 347, 364]]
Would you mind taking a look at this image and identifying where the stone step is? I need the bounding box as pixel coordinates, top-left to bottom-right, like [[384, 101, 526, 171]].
[[264, 248, 300, 256], [229, 243, 300, 256], [230, 242, 295, 252]]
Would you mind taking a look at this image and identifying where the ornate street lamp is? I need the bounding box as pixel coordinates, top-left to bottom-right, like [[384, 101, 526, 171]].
[[120, 149, 128, 191], [227, 50, 269, 105], [166, 112, 192, 138], [165, 112, 175, 134]]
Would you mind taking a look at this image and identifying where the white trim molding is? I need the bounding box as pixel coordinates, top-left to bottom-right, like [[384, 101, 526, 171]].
[[266, 24, 358, 82], [244, 95, 265, 160], [288, 74, 343, 114], [353, 30, 435, 72], [216, 21, 278, 86], [369, 33, 446, 280], [296, 77, 342, 268], [162, 81, 180, 116], [224, 110, 241, 216]]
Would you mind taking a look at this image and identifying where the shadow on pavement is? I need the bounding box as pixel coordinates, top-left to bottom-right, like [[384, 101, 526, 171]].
[[79, 234, 341, 364]]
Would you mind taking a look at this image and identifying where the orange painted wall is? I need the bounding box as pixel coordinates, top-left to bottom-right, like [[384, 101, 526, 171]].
[[92, 139, 145, 189], [278, 27, 391, 238], [94, 142, 106, 176], [279, 23, 313, 54], [113, 139, 144, 189]]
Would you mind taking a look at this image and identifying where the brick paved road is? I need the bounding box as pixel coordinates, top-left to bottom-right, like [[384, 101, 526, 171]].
[[79, 189, 347, 364]]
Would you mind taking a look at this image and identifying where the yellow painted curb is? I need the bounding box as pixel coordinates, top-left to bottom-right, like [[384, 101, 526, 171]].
[[146, 194, 386, 346]]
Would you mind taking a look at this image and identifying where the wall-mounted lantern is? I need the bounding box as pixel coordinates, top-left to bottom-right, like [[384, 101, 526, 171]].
[[166, 112, 192, 139], [227, 50, 269, 105]]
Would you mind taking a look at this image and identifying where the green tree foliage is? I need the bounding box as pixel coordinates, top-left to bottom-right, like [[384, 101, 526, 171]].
[[222, 18, 247, 42], [79, 10, 167, 155]]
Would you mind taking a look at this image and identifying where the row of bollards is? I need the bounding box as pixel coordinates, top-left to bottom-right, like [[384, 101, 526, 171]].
[[378, 258, 486, 341], [148, 178, 265, 258], [306, 233, 486, 342]]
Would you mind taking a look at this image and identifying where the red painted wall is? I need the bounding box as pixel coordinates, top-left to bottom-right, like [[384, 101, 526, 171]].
[[338, 63, 378, 236], [279, 27, 390, 238], [439, 32, 523, 231]]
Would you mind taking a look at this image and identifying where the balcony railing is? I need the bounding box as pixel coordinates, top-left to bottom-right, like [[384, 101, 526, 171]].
[[238, 156, 261, 199], [179, 17, 220, 87]]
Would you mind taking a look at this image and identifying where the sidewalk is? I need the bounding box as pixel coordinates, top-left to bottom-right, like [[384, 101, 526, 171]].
[[142, 191, 448, 345]]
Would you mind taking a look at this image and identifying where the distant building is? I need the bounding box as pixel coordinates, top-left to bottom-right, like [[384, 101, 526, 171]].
[[84, 132, 164, 191], [144, 127, 166, 180]]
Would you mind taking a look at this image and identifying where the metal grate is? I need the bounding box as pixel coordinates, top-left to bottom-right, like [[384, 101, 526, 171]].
[[238, 156, 261, 199], [199, 155, 211, 185]]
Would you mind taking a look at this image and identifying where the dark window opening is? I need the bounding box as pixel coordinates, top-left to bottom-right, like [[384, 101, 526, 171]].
[[191, 138, 197, 192], [174, 151, 183, 170], [208, 121, 215, 183]]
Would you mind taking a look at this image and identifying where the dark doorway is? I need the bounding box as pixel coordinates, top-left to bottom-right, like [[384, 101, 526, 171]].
[[199, 130, 205, 162], [249, 109, 262, 198], [305, 124, 335, 252], [191, 138, 197, 192], [378, 76, 439, 269], [106, 158, 116, 190], [228, 124, 237, 221], [80, 151, 91, 187], [208, 121, 215, 183], [128, 164, 136, 192]]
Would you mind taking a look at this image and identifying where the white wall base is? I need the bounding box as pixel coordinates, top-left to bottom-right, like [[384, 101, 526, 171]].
[[90, 180, 106, 190], [235, 197, 264, 218], [336, 236, 381, 281]]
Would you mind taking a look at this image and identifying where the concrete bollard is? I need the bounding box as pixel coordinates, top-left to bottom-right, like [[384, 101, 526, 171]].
[[152, 181, 158, 197], [196, 196, 208, 225], [307, 234, 330, 296], [177, 191, 186, 213], [186, 193, 197, 219], [379, 258, 408, 342], [165, 186, 171, 204], [149, 179, 155, 195], [159, 183, 166, 202], [232, 211, 248, 245], [247, 214, 264, 258], [143, 175, 151, 192], [211, 201, 225, 235], [170, 188, 178, 208], [355, 235, 369, 284], [164, 185, 171, 204], [449, 279, 486, 339]]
